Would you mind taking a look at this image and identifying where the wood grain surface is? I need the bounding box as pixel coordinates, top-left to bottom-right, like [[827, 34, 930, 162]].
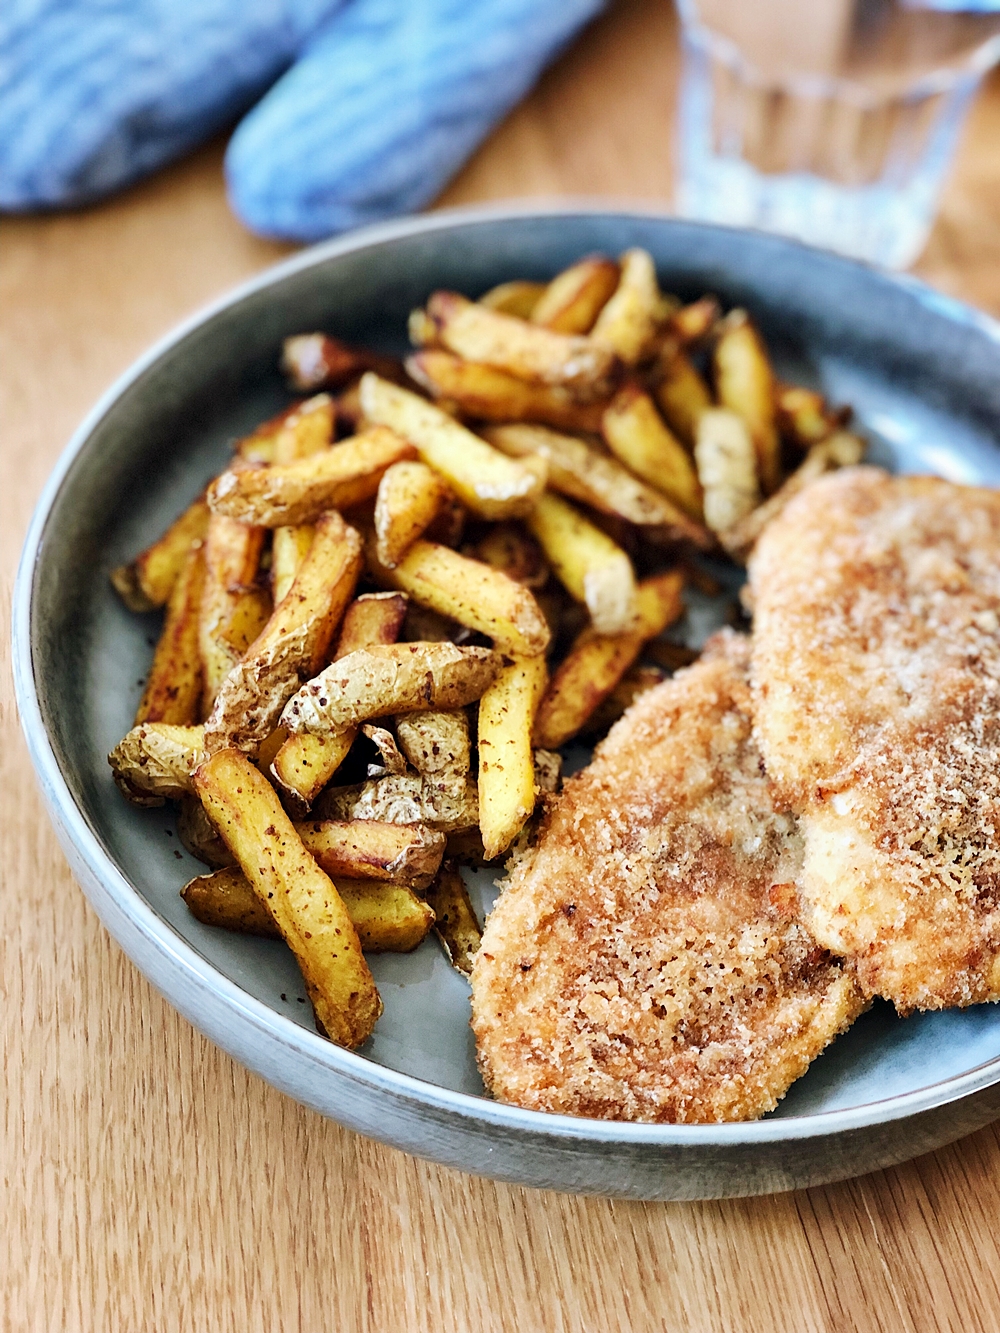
[[5, 1, 1000, 1328]]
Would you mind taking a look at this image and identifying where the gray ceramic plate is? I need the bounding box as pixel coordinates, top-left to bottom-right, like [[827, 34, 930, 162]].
[[14, 205, 1000, 1200]]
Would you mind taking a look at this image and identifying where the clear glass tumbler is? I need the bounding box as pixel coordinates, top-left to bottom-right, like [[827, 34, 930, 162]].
[[674, 0, 1000, 267]]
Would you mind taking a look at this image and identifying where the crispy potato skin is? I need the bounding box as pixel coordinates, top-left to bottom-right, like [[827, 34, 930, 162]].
[[375, 460, 448, 569], [270, 591, 408, 812], [472, 636, 865, 1122], [281, 335, 403, 392], [135, 544, 206, 725], [194, 748, 381, 1047], [204, 512, 362, 754], [297, 819, 446, 890], [695, 408, 761, 534], [111, 495, 210, 612], [207, 427, 416, 527], [534, 571, 684, 748], [478, 654, 548, 859], [317, 773, 481, 833], [281, 643, 501, 736], [360, 373, 548, 520], [372, 538, 551, 657], [396, 710, 471, 779], [108, 723, 204, 804], [422, 291, 619, 397]]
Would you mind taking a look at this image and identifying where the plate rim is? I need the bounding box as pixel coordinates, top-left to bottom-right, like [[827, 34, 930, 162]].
[[14, 199, 1000, 1149]]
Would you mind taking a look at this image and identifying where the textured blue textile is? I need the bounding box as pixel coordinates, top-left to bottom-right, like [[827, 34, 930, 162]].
[[0, 0, 604, 239]]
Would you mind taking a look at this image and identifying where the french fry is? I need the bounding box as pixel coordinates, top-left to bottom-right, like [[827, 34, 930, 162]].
[[471, 523, 549, 589], [108, 723, 204, 805], [478, 280, 546, 317], [415, 291, 620, 397], [776, 383, 848, 448], [270, 591, 408, 813], [204, 511, 362, 754], [478, 654, 548, 859], [482, 423, 708, 542], [207, 426, 415, 527], [405, 351, 608, 434], [111, 495, 210, 612], [317, 774, 480, 832], [281, 334, 404, 392], [234, 404, 306, 464], [372, 538, 551, 656], [580, 664, 667, 736], [272, 524, 315, 604], [602, 383, 703, 519], [720, 431, 865, 561], [533, 571, 685, 748], [526, 492, 637, 635], [375, 460, 449, 568], [359, 373, 547, 520], [424, 862, 481, 975], [669, 295, 721, 346], [695, 408, 761, 534], [713, 309, 781, 494], [274, 393, 336, 456], [590, 248, 664, 365], [198, 515, 267, 714], [654, 347, 713, 447], [178, 792, 235, 867], [194, 748, 381, 1046], [297, 818, 446, 889], [396, 710, 471, 779], [135, 544, 205, 725], [530, 255, 620, 333], [182, 866, 436, 952], [281, 643, 501, 737]]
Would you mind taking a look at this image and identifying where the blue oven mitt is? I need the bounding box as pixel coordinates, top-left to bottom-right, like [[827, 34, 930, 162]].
[[0, 0, 604, 240]]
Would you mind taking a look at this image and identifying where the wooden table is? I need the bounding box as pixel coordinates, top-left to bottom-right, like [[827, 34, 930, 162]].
[[5, 2, 1000, 1328]]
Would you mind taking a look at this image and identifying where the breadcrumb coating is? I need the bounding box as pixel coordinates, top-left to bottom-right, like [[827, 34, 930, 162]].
[[751, 467, 1000, 1012], [471, 633, 864, 1122]]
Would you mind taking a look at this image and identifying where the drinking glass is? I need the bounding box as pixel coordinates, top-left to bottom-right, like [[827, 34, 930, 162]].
[[674, 0, 1000, 267]]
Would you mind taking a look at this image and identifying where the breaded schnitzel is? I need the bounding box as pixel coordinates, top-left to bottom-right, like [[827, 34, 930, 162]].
[[471, 633, 864, 1123], [751, 467, 1000, 1012]]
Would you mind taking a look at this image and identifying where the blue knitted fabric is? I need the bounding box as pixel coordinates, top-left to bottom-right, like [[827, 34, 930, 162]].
[[0, 0, 604, 239]]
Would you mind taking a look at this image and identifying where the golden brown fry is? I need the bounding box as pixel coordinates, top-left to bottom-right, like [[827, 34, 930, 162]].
[[669, 295, 721, 346], [720, 431, 865, 561], [482, 423, 706, 541], [590, 248, 664, 365], [375, 460, 449, 568], [271, 524, 315, 604], [695, 407, 761, 534], [182, 866, 435, 952], [204, 511, 362, 753], [111, 495, 210, 612], [405, 350, 608, 434], [713, 309, 781, 494], [270, 591, 408, 812], [198, 514, 267, 714], [178, 793, 234, 867], [580, 664, 667, 736], [602, 383, 703, 519], [359, 373, 547, 520], [372, 538, 550, 656], [194, 748, 381, 1047], [317, 774, 480, 832], [234, 404, 304, 464], [395, 710, 471, 779], [267, 394, 336, 604], [478, 654, 548, 859], [424, 862, 481, 975], [207, 426, 415, 527], [417, 291, 619, 397], [281, 334, 404, 392], [530, 255, 620, 334], [108, 723, 204, 805], [135, 544, 205, 725], [526, 492, 637, 635], [654, 347, 713, 447], [297, 818, 446, 889], [534, 571, 685, 748], [478, 280, 546, 318], [471, 523, 549, 589], [281, 642, 501, 736], [776, 383, 847, 448]]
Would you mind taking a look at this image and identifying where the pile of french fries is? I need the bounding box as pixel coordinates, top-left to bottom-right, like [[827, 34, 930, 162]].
[[108, 248, 864, 1049]]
